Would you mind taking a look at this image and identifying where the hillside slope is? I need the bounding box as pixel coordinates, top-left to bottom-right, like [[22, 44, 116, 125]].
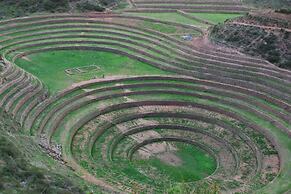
[[244, 0, 291, 9], [0, 112, 93, 194], [0, 0, 120, 19], [210, 13, 291, 69]]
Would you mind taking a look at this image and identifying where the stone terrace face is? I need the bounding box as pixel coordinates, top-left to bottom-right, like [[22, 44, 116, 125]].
[[125, 0, 249, 13], [0, 12, 290, 194]]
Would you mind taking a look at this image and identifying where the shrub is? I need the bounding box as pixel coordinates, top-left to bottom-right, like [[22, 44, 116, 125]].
[[76, 1, 105, 12], [99, 0, 118, 6], [43, 0, 69, 12], [0, 0, 119, 18], [275, 8, 291, 14]]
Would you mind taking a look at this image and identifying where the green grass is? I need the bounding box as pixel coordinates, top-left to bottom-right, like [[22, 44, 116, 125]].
[[188, 13, 243, 24], [141, 21, 178, 34], [125, 12, 207, 27], [133, 142, 216, 182], [113, 0, 129, 10], [125, 12, 241, 26], [15, 50, 171, 93]]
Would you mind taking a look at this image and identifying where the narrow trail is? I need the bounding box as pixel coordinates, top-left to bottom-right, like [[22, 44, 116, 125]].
[[230, 21, 291, 32]]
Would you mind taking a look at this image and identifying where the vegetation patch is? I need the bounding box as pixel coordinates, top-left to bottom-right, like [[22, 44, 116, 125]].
[[0, 115, 84, 194], [0, 0, 119, 19], [187, 13, 243, 24]]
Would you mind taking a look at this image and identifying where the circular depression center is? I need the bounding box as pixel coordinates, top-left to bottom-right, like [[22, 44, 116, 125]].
[[130, 140, 217, 183]]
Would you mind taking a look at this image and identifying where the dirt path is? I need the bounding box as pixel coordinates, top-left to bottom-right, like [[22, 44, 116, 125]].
[[126, 0, 135, 8], [191, 34, 241, 55], [230, 21, 291, 32], [189, 33, 279, 68], [21, 56, 32, 62], [177, 10, 214, 25]]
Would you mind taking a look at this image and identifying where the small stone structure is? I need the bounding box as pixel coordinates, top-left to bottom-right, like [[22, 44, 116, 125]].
[[65, 65, 100, 75]]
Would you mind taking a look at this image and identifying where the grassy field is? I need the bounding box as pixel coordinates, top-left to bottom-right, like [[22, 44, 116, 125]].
[[134, 142, 216, 182], [15, 50, 172, 93], [124, 12, 242, 26], [188, 13, 243, 24]]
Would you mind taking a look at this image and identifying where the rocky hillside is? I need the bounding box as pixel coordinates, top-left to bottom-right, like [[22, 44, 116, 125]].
[[210, 13, 291, 69], [244, 0, 291, 9]]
